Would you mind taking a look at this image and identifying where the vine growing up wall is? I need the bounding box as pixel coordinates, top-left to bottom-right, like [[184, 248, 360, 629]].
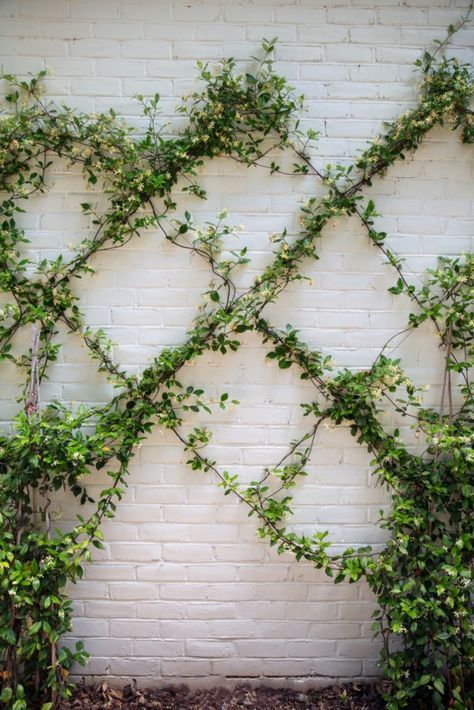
[[0, 12, 473, 710]]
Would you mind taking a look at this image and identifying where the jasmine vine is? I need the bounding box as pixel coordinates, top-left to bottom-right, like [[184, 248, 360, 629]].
[[0, 14, 472, 710]]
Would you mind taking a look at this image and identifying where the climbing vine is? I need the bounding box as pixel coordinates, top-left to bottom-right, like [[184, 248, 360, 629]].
[[0, 11, 473, 710]]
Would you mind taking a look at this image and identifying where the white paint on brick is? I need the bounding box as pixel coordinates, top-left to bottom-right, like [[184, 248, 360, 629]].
[[1, 0, 473, 689]]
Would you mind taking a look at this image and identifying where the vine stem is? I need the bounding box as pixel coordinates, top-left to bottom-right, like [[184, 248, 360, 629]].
[[24, 324, 41, 528], [429, 1, 473, 65]]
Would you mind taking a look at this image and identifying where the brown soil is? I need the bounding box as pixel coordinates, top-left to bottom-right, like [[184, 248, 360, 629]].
[[60, 680, 387, 709]]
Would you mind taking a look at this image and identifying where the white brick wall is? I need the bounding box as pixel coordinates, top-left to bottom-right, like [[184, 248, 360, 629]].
[[1, 0, 473, 688]]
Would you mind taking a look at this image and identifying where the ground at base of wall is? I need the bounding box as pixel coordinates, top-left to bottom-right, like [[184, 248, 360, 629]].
[[60, 680, 386, 709]]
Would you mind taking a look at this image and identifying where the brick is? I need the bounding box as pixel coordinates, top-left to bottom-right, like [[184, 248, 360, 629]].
[[122, 4, 171, 21], [161, 659, 211, 676], [121, 41, 170, 59], [162, 544, 215, 563], [137, 602, 187, 620], [108, 658, 160, 675], [172, 4, 221, 22], [93, 22, 142, 40], [43, 20, 92, 39], [186, 640, 235, 657], [109, 583, 157, 600], [234, 639, 288, 657], [108, 543, 161, 562], [71, 657, 110, 675], [137, 564, 187, 581], [195, 23, 244, 41], [134, 639, 183, 655], [299, 25, 348, 43], [350, 26, 400, 44], [336, 639, 381, 658], [212, 659, 264, 676], [262, 659, 318, 676], [276, 8, 325, 24], [84, 638, 133, 656], [95, 59, 146, 77], [224, 7, 271, 23], [285, 640, 338, 657], [110, 620, 158, 637], [71, 78, 121, 96], [70, 1, 121, 20], [2, 19, 40, 36], [0, 0, 15, 17], [312, 659, 362, 676], [338, 602, 380, 621], [185, 601, 237, 619], [328, 8, 375, 25], [143, 23, 191, 40], [246, 25, 297, 42], [73, 581, 109, 599], [85, 601, 136, 619], [70, 619, 109, 637], [378, 8, 426, 26], [17, 0, 69, 18], [17, 38, 67, 55], [310, 623, 362, 639], [286, 603, 340, 621]]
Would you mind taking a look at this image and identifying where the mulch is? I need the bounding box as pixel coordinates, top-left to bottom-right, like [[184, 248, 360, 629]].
[[60, 680, 387, 709]]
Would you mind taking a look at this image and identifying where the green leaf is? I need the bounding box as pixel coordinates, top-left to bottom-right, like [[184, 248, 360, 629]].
[[29, 621, 42, 634], [0, 688, 13, 703]]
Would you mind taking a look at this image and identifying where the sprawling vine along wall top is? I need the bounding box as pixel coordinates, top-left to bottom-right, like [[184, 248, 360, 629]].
[[1, 2, 473, 709]]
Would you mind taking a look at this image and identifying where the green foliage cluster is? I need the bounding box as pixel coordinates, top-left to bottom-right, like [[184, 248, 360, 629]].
[[0, 16, 473, 710]]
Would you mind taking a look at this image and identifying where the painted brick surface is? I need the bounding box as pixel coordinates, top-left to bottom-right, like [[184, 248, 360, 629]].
[[1, 0, 473, 688]]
